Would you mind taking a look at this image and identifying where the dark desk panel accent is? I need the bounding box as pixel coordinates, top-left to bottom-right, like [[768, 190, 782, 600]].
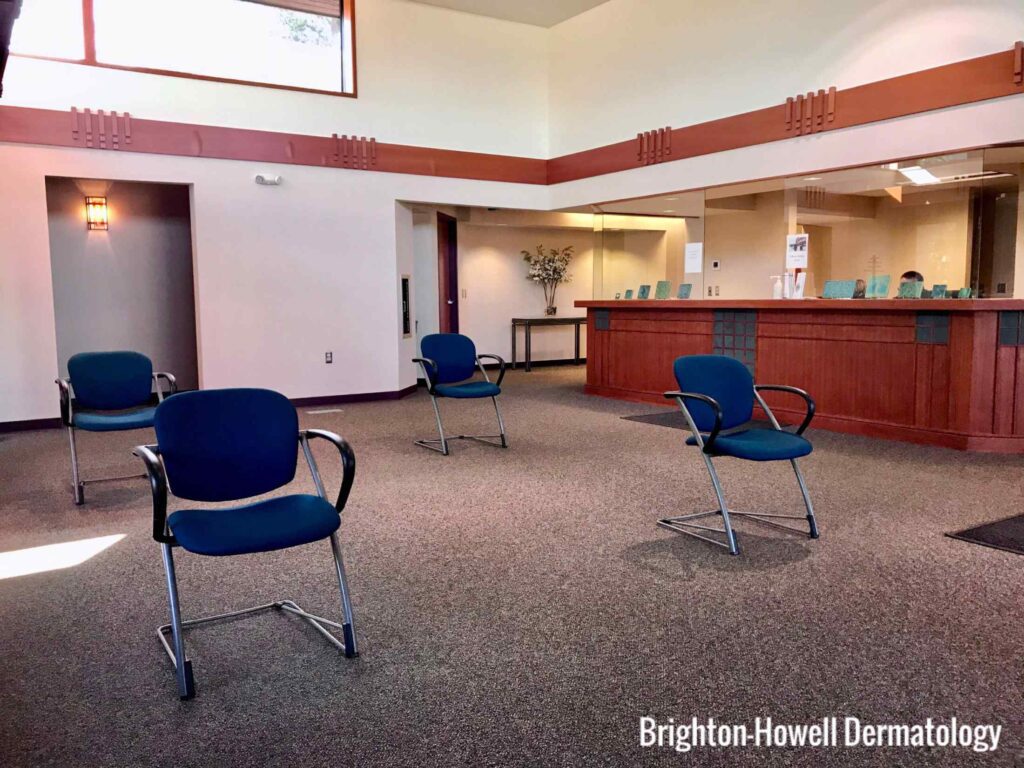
[[916, 312, 950, 345], [713, 310, 757, 373], [999, 311, 1024, 346], [577, 299, 1024, 453]]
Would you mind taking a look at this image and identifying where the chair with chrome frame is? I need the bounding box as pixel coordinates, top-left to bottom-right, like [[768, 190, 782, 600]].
[[56, 350, 177, 505], [662, 354, 819, 556], [133, 388, 358, 700], [413, 333, 508, 455]]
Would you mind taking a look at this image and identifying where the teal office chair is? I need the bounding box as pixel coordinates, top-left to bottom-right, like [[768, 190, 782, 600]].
[[56, 351, 176, 504], [413, 333, 507, 455], [663, 355, 819, 555], [134, 388, 359, 700]]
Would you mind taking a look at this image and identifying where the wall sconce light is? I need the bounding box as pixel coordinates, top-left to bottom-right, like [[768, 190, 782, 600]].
[[85, 196, 108, 230]]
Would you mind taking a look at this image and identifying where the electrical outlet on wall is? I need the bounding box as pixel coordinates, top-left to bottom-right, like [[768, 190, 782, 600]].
[[461, 288, 467, 298], [707, 286, 713, 296], [325, 352, 333, 364], [715, 286, 720, 296]]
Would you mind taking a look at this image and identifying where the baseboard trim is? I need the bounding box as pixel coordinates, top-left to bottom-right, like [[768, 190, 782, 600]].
[[415, 358, 587, 386], [0, 386, 419, 431], [293, 384, 418, 407], [0, 417, 62, 433]]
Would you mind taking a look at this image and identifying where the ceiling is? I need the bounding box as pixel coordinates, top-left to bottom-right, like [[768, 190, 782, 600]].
[[404, 0, 611, 27]]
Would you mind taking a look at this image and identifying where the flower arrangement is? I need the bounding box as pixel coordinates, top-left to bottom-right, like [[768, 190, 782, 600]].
[[522, 244, 573, 315]]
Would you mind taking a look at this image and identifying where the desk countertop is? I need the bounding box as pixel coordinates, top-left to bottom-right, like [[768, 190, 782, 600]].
[[575, 299, 1024, 312]]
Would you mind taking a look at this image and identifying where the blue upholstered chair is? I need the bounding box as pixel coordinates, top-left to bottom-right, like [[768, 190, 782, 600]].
[[413, 333, 508, 455], [133, 388, 358, 700], [662, 355, 819, 555], [56, 351, 177, 504]]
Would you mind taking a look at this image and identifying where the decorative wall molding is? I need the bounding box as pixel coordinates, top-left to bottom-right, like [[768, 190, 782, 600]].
[[785, 87, 836, 135], [1, 43, 1023, 187], [636, 126, 671, 165], [70, 106, 132, 150], [330, 133, 376, 169]]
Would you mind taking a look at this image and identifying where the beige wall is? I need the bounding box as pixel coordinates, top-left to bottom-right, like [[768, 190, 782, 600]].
[[704, 192, 788, 299], [703, 190, 972, 298], [548, 0, 1024, 156], [825, 193, 972, 294]]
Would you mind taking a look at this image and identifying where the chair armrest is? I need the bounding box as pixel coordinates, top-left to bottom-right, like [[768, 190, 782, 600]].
[[301, 429, 357, 513], [133, 444, 173, 544], [153, 371, 178, 401], [754, 385, 815, 435], [55, 378, 72, 427], [476, 354, 506, 387], [413, 357, 439, 394], [664, 390, 723, 452]]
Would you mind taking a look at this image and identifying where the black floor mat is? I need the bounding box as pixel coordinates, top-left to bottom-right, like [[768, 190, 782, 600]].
[[946, 514, 1024, 556]]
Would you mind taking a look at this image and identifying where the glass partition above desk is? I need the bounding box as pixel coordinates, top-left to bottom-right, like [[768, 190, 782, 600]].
[[590, 190, 705, 301], [598, 147, 1024, 300]]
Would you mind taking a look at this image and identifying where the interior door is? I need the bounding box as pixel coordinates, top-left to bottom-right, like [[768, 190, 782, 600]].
[[437, 212, 459, 333]]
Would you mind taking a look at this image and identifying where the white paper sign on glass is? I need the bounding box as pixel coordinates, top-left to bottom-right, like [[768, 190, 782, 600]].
[[684, 242, 704, 273], [786, 234, 809, 269]]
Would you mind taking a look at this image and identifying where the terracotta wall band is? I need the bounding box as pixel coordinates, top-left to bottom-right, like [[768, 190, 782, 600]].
[[1, 44, 1022, 187]]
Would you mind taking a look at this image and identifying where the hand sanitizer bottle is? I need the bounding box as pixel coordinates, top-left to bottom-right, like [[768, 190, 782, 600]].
[[772, 275, 783, 299]]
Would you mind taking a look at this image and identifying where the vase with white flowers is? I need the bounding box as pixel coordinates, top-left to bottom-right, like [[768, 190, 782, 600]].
[[522, 244, 573, 316]]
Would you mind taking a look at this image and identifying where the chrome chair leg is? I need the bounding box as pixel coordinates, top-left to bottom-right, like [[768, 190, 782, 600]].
[[791, 459, 819, 539], [160, 543, 195, 700], [704, 454, 740, 555], [415, 395, 450, 455], [329, 533, 358, 657], [415, 394, 508, 455], [491, 396, 508, 448], [67, 427, 84, 505], [658, 454, 740, 555]]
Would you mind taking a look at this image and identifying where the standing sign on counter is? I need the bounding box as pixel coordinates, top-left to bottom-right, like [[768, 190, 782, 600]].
[[785, 234, 809, 269], [684, 242, 704, 273]]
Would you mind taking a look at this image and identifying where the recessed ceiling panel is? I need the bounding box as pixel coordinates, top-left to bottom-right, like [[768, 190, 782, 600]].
[[403, 0, 611, 27]]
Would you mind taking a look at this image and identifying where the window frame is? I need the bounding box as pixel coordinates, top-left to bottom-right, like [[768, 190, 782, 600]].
[[12, 0, 357, 97]]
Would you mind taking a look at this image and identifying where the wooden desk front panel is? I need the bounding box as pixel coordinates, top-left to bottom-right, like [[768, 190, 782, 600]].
[[584, 305, 1024, 452]]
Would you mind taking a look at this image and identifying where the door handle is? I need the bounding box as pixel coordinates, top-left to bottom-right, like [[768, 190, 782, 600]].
[[447, 300, 455, 305]]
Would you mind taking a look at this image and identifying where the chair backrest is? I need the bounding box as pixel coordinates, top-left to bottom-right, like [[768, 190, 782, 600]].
[[154, 388, 299, 502], [673, 355, 754, 432], [421, 333, 477, 384], [68, 351, 153, 410]]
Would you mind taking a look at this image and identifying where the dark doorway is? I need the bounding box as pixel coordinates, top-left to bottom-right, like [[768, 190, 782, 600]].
[[437, 211, 459, 333]]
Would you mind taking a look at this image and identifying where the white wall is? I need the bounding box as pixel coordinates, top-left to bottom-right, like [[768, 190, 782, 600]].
[[412, 210, 440, 348], [547, 0, 1024, 156], [0, 143, 548, 423], [3, 0, 550, 157], [457, 224, 592, 362]]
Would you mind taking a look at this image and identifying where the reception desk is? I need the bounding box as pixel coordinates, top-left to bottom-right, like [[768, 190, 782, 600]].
[[575, 299, 1024, 452]]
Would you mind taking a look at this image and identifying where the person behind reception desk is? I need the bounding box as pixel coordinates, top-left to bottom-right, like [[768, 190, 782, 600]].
[[853, 279, 866, 299], [899, 270, 932, 298]]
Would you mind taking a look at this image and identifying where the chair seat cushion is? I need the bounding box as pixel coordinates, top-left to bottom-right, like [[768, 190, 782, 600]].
[[73, 407, 156, 432], [434, 381, 500, 399], [168, 494, 340, 556], [686, 428, 812, 461]]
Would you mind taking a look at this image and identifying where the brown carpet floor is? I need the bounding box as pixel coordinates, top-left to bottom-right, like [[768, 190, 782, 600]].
[[1, 366, 1022, 767]]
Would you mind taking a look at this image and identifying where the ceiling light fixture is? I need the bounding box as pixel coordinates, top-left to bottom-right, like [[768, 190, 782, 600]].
[[898, 165, 940, 185]]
